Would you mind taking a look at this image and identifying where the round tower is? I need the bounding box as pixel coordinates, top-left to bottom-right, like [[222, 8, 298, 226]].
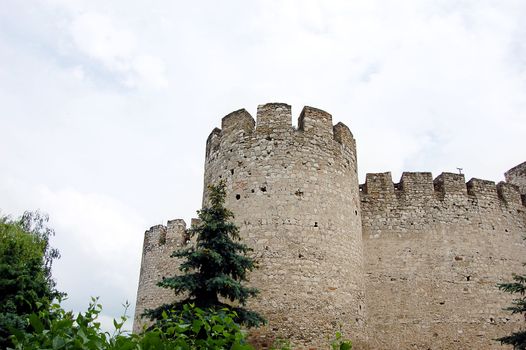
[[203, 103, 365, 347]]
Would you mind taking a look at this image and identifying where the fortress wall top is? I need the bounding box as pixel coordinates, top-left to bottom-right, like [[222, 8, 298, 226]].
[[333, 122, 356, 151], [398, 172, 434, 200], [361, 172, 394, 197], [433, 172, 467, 197], [505, 161, 526, 195], [205, 128, 221, 159], [143, 225, 166, 252], [255, 103, 292, 134], [360, 169, 526, 239], [221, 109, 255, 137], [361, 171, 525, 216], [466, 178, 499, 205], [298, 106, 333, 138], [205, 103, 357, 168], [166, 219, 187, 243], [497, 182, 523, 207]]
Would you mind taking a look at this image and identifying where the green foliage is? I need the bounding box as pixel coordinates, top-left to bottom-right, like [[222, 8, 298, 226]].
[[10, 295, 354, 350], [11, 300, 254, 350], [330, 330, 352, 350], [0, 211, 60, 348], [10, 297, 127, 350], [147, 182, 265, 328], [146, 304, 254, 350], [497, 269, 526, 349]]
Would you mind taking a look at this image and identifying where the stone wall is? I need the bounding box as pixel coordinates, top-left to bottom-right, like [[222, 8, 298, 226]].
[[202, 103, 365, 348], [505, 161, 526, 196], [360, 172, 526, 349]]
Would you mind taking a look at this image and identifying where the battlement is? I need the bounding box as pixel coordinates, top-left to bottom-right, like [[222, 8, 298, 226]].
[[497, 181, 523, 206], [205, 103, 357, 162], [361, 171, 525, 209], [505, 161, 526, 195], [221, 109, 255, 136], [360, 172, 394, 197], [433, 172, 467, 197], [298, 106, 333, 138], [398, 172, 434, 196], [143, 220, 187, 253], [256, 102, 292, 133]]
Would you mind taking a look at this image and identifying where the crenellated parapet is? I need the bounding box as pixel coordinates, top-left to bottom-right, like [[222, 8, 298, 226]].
[[361, 171, 525, 210], [205, 103, 357, 172], [505, 161, 526, 195], [433, 172, 467, 198], [360, 168, 526, 237]]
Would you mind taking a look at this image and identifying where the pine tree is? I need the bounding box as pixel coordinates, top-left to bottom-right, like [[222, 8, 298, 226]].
[[497, 268, 526, 349], [147, 182, 265, 328]]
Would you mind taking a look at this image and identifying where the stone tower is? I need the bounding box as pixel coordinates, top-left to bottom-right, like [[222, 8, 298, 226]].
[[202, 103, 365, 346]]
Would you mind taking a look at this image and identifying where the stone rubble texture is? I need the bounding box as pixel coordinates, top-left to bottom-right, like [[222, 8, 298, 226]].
[[133, 103, 526, 349]]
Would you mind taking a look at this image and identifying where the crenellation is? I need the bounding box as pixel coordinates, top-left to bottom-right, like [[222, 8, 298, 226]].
[[135, 103, 526, 350], [505, 161, 526, 195], [205, 127, 221, 159], [333, 122, 355, 151], [297, 106, 333, 138], [466, 178, 499, 207], [166, 219, 187, 245], [496, 182, 522, 208], [144, 224, 166, 251], [221, 108, 255, 137], [398, 172, 434, 197], [255, 103, 292, 134], [361, 172, 394, 197], [433, 172, 467, 197]]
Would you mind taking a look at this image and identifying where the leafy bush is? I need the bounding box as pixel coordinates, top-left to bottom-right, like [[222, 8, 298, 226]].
[[10, 299, 253, 350], [9, 297, 352, 349], [0, 211, 60, 348], [141, 304, 253, 350]]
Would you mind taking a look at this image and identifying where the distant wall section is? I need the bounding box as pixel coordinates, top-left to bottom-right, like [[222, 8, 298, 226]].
[[360, 171, 526, 349]]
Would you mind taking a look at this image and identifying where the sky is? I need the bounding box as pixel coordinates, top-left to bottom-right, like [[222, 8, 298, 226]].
[[1, 0, 525, 331]]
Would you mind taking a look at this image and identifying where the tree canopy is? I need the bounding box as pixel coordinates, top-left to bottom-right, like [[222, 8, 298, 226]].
[[146, 182, 265, 328], [0, 211, 60, 348]]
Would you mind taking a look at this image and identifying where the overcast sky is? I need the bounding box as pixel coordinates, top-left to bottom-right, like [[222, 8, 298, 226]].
[[1, 0, 525, 331]]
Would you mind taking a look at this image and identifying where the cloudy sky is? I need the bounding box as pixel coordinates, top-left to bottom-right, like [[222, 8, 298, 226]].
[[1, 0, 525, 330]]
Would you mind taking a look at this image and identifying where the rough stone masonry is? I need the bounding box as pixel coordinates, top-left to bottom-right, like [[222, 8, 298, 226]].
[[134, 103, 526, 350]]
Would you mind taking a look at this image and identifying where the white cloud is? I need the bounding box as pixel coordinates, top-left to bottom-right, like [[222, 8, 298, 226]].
[[69, 11, 167, 88]]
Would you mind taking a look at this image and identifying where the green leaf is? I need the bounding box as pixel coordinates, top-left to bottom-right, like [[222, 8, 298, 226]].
[[192, 319, 202, 334], [340, 342, 352, 350], [52, 336, 66, 349], [28, 313, 44, 333]]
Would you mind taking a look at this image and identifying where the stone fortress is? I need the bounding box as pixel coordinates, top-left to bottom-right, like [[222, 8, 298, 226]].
[[134, 103, 526, 349]]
